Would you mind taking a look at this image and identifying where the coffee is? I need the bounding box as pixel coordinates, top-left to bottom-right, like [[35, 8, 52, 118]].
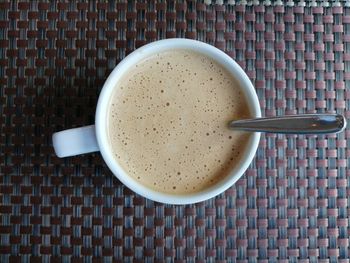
[[108, 49, 251, 194]]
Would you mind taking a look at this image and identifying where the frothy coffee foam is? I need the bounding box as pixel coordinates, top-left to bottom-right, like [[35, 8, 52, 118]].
[[108, 50, 251, 194]]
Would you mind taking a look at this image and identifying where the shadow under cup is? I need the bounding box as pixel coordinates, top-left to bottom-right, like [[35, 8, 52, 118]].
[[96, 39, 261, 204]]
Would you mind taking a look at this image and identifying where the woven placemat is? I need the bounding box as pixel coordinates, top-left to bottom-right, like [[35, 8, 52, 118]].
[[1, 1, 350, 262]]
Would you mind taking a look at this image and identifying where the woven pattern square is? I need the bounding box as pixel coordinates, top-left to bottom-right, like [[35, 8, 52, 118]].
[[0, 1, 349, 262]]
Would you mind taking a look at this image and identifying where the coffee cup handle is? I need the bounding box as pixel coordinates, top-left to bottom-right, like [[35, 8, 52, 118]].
[[52, 125, 100, 157]]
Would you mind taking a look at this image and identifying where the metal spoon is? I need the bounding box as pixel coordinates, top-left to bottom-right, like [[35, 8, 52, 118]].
[[228, 114, 347, 134]]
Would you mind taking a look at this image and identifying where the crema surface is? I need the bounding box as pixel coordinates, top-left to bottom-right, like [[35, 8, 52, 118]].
[[108, 50, 251, 194]]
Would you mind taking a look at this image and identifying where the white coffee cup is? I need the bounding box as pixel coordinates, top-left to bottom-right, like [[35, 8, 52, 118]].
[[52, 39, 261, 204]]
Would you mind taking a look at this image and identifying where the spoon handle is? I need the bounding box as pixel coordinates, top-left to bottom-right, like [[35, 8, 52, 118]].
[[228, 114, 347, 134]]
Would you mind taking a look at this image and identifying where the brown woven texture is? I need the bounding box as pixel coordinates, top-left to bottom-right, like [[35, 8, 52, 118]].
[[1, 1, 350, 262]]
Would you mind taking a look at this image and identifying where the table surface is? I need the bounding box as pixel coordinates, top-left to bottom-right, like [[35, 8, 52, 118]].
[[1, 1, 350, 262]]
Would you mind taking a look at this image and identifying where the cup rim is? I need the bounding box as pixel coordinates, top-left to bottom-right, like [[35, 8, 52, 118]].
[[96, 39, 261, 204]]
